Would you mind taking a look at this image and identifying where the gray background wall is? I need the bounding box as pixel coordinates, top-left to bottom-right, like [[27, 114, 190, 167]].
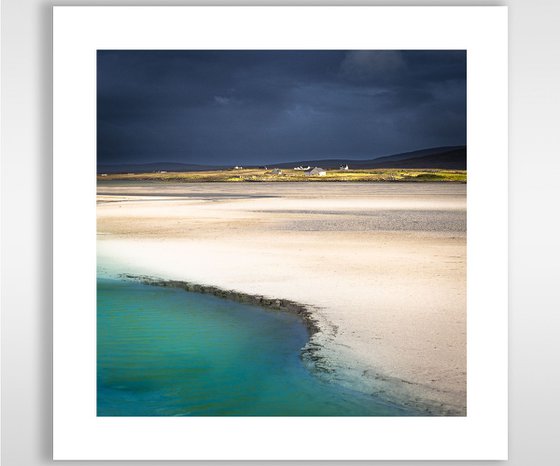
[[2, 0, 559, 464]]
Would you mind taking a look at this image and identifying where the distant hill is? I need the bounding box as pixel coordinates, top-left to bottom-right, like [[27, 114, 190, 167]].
[[271, 146, 466, 170], [97, 146, 466, 174], [368, 147, 466, 169], [363, 146, 465, 166], [97, 162, 223, 174]]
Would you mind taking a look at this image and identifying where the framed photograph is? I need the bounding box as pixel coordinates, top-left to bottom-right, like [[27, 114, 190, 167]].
[[53, 6, 508, 460]]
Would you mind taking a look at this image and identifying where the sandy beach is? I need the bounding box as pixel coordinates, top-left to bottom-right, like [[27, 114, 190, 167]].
[[97, 182, 466, 415]]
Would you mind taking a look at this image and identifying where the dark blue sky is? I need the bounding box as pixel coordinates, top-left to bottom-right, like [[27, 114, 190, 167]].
[[97, 50, 466, 165]]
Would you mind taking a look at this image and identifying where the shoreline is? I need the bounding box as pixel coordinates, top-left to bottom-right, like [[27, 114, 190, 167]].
[[124, 273, 321, 334], [115, 272, 422, 414], [98, 273, 418, 416], [121, 273, 331, 373]]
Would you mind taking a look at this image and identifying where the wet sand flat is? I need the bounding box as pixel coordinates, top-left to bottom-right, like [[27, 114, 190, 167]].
[[97, 182, 466, 415]]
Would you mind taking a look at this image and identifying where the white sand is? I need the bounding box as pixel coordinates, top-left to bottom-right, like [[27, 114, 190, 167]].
[[97, 182, 466, 415]]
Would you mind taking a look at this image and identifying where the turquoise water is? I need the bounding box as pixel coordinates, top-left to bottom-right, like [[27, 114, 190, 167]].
[[97, 278, 413, 416]]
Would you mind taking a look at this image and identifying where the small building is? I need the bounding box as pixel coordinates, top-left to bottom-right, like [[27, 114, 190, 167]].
[[233, 166, 243, 170], [339, 164, 349, 171], [305, 167, 326, 177], [100, 173, 107, 177], [270, 168, 283, 175]]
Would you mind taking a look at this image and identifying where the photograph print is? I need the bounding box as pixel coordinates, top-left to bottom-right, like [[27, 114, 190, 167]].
[[96, 50, 467, 417]]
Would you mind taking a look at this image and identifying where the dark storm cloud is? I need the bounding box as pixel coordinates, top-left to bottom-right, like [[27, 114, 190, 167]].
[[97, 50, 466, 165]]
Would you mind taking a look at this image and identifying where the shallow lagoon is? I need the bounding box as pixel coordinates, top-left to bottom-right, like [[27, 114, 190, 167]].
[[97, 278, 414, 416]]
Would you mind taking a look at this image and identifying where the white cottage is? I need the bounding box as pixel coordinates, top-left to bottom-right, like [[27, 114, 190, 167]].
[[305, 167, 326, 176]]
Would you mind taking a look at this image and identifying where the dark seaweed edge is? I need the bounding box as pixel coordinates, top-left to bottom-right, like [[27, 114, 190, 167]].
[[119, 273, 338, 374]]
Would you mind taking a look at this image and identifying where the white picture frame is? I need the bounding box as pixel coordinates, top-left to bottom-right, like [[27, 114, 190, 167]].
[[53, 6, 508, 460]]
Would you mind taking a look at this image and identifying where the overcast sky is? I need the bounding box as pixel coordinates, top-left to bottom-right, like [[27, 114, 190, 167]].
[[97, 50, 466, 165]]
